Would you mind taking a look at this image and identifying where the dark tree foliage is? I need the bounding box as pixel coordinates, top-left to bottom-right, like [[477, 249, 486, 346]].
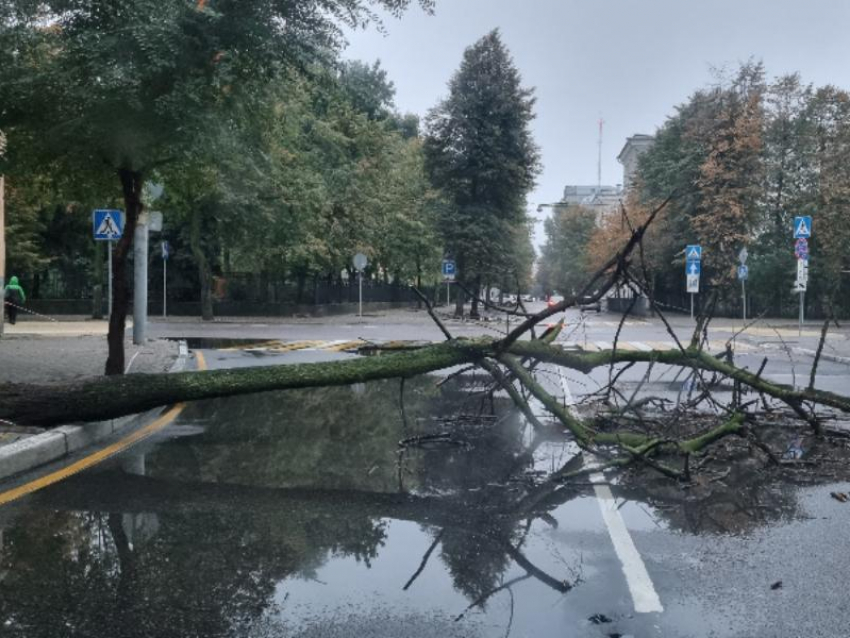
[[423, 29, 540, 315], [0, 0, 431, 373]]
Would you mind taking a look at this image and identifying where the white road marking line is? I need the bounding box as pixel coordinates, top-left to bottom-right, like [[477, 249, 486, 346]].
[[632, 342, 653, 352], [124, 351, 141, 374], [614, 342, 639, 351], [591, 475, 664, 613], [558, 365, 576, 408], [556, 366, 663, 614], [595, 341, 613, 350]]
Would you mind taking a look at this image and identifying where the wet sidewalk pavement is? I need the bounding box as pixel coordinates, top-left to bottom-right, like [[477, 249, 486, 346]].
[[0, 323, 179, 449]]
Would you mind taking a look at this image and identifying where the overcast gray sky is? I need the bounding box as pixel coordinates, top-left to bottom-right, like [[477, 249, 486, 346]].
[[343, 0, 850, 247]]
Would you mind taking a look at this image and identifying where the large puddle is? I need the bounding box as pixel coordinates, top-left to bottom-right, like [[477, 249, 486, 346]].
[[0, 372, 844, 637]]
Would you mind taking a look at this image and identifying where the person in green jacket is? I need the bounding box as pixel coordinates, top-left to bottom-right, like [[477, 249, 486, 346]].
[[4, 276, 26, 325]]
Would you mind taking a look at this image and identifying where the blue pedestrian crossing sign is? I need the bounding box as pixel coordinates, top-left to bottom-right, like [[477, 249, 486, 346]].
[[442, 259, 456, 280], [93, 209, 124, 241], [738, 265, 749, 280], [686, 261, 701, 276], [793, 216, 812, 239], [685, 245, 702, 262]]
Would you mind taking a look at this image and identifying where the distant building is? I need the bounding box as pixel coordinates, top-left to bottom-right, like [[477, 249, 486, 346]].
[[554, 134, 655, 226], [617, 134, 655, 190], [558, 184, 622, 226]]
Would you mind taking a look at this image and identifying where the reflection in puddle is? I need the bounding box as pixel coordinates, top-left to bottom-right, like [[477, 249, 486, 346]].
[[0, 376, 845, 637]]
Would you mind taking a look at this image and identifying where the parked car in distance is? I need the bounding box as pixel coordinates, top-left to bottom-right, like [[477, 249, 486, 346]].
[[578, 296, 602, 313]]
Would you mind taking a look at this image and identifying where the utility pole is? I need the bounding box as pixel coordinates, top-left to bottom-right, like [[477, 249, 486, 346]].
[[597, 117, 604, 196], [132, 214, 149, 344]]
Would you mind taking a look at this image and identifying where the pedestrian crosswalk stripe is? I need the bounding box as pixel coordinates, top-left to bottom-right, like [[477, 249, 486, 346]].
[[556, 340, 753, 353], [614, 342, 641, 351], [215, 338, 754, 355], [320, 340, 365, 352], [219, 339, 282, 352], [266, 340, 325, 352]]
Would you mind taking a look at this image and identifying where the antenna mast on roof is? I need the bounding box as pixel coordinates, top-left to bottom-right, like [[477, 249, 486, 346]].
[[597, 117, 604, 196]]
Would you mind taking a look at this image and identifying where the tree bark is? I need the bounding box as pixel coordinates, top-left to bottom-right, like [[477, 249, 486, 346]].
[[189, 205, 214, 322], [4, 338, 850, 429], [0, 340, 479, 427], [470, 275, 482, 319], [105, 168, 143, 376], [454, 254, 465, 317]]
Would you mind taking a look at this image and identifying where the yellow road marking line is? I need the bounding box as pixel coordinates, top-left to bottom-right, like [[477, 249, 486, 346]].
[[321, 340, 364, 352], [0, 350, 208, 508]]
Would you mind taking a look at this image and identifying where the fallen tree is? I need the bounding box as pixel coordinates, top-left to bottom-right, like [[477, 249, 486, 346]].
[[2, 196, 849, 482]]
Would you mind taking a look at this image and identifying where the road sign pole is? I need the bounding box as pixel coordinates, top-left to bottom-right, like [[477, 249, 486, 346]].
[[446, 281, 450, 306], [359, 271, 363, 319], [742, 280, 746, 323], [799, 291, 804, 336], [108, 241, 113, 319], [690, 293, 694, 320], [163, 258, 167, 319]]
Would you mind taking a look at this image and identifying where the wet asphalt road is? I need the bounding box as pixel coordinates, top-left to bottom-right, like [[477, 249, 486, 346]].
[[1, 318, 850, 636]]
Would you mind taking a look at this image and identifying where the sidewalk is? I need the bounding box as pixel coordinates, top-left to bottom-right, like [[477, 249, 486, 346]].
[[0, 327, 179, 454]]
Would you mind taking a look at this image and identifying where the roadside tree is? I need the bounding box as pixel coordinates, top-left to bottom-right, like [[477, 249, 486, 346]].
[[424, 30, 540, 317], [0, 0, 431, 374]]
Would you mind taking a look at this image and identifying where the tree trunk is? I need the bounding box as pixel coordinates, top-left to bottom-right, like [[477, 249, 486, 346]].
[[1, 341, 475, 427], [6, 338, 850, 429], [454, 254, 466, 317], [454, 284, 465, 317], [105, 168, 143, 376], [189, 206, 214, 322], [470, 275, 482, 319]]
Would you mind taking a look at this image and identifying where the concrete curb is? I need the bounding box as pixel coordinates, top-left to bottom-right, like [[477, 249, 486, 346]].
[[791, 347, 850, 366], [0, 340, 189, 481]]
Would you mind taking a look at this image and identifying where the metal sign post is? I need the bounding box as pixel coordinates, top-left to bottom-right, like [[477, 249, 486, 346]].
[[793, 216, 812, 336], [108, 242, 113, 318], [162, 241, 170, 318], [738, 248, 749, 323], [442, 260, 456, 307], [353, 253, 368, 319], [93, 210, 125, 320], [685, 245, 701, 319]]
